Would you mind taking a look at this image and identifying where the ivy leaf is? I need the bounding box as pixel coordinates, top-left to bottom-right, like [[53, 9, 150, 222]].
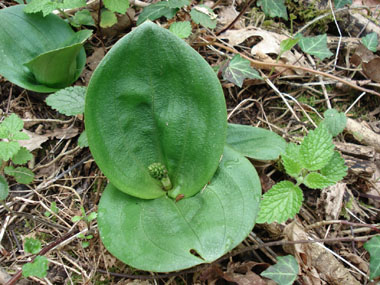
[[4, 166, 34, 184], [190, 5, 217, 29], [169, 21, 192, 39], [22, 256, 49, 278], [71, 9, 95, 27], [257, 0, 288, 20], [168, 0, 190, 8], [100, 10, 118, 28], [321, 108, 347, 137], [0, 175, 9, 201], [361, 32, 378, 53], [222, 54, 261, 87], [334, 0, 352, 9], [78, 131, 89, 148], [364, 236, 380, 280], [45, 86, 86, 116], [320, 151, 347, 182], [24, 238, 42, 254], [281, 143, 303, 178], [24, 0, 60, 16], [298, 34, 333, 60], [0, 141, 21, 161], [303, 172, 335, 189], [256, 181, 303, 224], [299, 125, 334, 171], [280, 38, 299, 55], [11, 147, 33, 165], [103, 0, 129, 14], [261, 255, 299, 285], [137, 2, 178, 26]]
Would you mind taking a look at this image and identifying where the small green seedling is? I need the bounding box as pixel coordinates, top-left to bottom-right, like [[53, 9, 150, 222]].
[[22, 237, 49, 279], [72, 206, 97, 224], [44, 202, 59, 219], [77, 233, 94, 248]]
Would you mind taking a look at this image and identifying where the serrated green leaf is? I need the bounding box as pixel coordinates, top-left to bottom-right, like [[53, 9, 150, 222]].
[[168, 0, 190, 8], [280, 38, 299, 55], [13, 132, 30, 141], [320, 151, 347, 182], [0, 127, 8, 139], [0, 175, 9, 201], [364, 236, 380, 280], [1, 114, 24, 134], [100, 10, 118, 28], [261, 255, 299, 285], [22, 256, 48, 278], [257, 181, 303, 224], [4, 166, 34, 184], [78, 130, 88, 148], [24, 238, 41, 254], [282, 143, 303, 178], [62, 0, 86, 9], [103, 0, 129, 14], [45, 86, 86, 116], [12, 147, 33, 165], [222, 54, 261, 87], [24, 0, 59, 16], [334, 0, 352, 9], [361, 32, 378, 53], [321, 108, 347, 137], [298, 34, 333, 60], [137, 2, 178, 26], [71, 9, 95, 27], [0, 141, 21, 161], [300, 125, 334, 171], [257, 0, 288, 20], [303, 172, 335, 189], [169, 21, 192, 39], [190, 5, 217, 29], [226, 123, 286, 160]]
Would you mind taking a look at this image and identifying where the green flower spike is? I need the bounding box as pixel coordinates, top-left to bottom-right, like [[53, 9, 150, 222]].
[[148, 163, 172, 191]]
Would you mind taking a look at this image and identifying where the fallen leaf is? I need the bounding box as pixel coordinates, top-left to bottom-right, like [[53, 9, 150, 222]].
[[319, 182, 346, 220], [218, 6, 244, 29], [19, 130, 49, 151], [49, 127, 79, 140], [363, 57, 380, 83]]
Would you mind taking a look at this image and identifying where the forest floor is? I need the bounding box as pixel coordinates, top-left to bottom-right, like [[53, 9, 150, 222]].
[[1, 0, 380, 284]]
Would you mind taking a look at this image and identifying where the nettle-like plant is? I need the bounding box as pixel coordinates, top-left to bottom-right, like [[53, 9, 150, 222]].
[[85, 22, 285, 272], [0, 5, 91, 92]]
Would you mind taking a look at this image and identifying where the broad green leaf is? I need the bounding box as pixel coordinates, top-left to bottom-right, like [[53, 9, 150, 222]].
[[78, 131, 89, 148], [168, 0, 190, 8], [320, 151, 347, 182], [71, 9, 95, 27], [137, 2, 178, 26], [1, 114, 24, 134], [321, 108, 347, 137], [61, 0, 86, 9], [0, 141, 21, 161], [257, 0, 288, 20], [0, 175, 9, 201], [226, 124, 286, 160], [24, 238, 41, 254], [303, 172, 335, 189], [103, 0, 129, 14], [256, 181, 303, 224], [98, 147, 261, 272], [334, 0, 352, 9], [298, 34, 333, 60], [24, 30, 92, 88], [0, 5, 88, 92], [100, 10, 118, 28], [24, 0, 60, 16], [364, 236, 380, 280], [280, 38, 299, 55], [4, 166, 34, 184], [361, 32, 378, 53], [261, 255, 299, 285], [190, 5, 217, 29], [222, 54, 261, 87], [282, 143, 303, 178], [299, 125, 334, 171], [12, 147, 33, 165], [169, 21, 192, 39], [12, 132, 30, 141], [85, 22, 227, 199], [22, 256, 48, 278], [45, 86, 86, 116]]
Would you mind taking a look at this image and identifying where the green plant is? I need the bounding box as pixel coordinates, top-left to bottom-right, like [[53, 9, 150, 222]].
[[84, 22, 286, 272], [364, 236, 380, 280], [0, 5, 91, 92], [257, 109, 348, 224], [22, 238, 49, 279], [261, 255, 299, 284], [71, 206, 97, 224]]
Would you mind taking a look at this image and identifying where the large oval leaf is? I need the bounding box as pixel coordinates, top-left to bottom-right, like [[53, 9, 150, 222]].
[[98, 146, 261, 272], [0, 5, 87, 92], [85, 22, 227, 199]]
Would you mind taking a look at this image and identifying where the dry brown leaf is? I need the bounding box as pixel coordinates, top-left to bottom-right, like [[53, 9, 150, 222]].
[[320, 182, 346, 220], [218, 6, 244, 29], [19, 130, 49, 151], [363, 58, 380, 83], [49, 127, 79, 140]]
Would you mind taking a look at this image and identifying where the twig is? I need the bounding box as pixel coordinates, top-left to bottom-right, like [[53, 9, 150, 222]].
[[305, 220, 380, 233]]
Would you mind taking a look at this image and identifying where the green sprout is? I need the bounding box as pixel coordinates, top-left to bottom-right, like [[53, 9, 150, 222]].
[[148, 163, 172, 191]]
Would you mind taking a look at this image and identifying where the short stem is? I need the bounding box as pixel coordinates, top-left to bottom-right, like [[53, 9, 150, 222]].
[[161, 176, 172, 191], [0, 200, 12, 214]]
